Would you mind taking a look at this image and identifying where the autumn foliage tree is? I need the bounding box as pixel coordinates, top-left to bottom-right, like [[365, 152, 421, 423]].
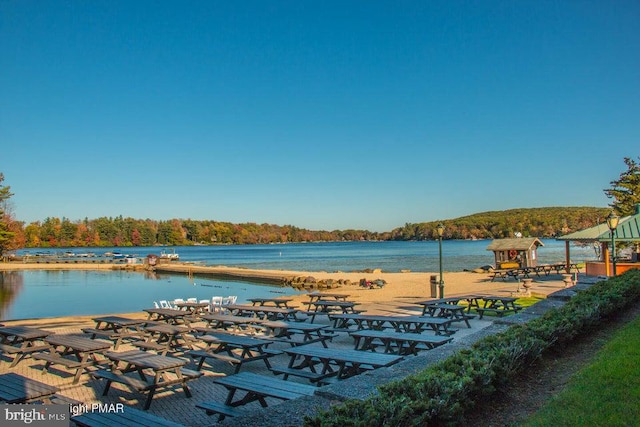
[[0, 173, 17, 258]]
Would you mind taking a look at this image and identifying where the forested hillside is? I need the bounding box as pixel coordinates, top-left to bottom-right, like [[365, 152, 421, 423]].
[[10, 206, 609, 248], [390, 207, 610, 240]]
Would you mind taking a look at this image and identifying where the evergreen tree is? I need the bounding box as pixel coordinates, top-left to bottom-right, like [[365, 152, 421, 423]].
[[604, 157, 640, 215]]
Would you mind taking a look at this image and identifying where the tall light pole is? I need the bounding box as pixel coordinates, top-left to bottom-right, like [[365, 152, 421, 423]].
[[436, 223, 445, 299], [606, 211, 619, 276]]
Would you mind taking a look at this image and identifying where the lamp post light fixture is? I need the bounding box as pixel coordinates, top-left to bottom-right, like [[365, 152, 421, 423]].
[[436, 223, 445, 299], [606, 211, 620, 276]]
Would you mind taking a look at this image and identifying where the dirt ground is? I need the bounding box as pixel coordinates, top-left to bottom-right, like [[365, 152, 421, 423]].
[[465, 300, 640, 426]]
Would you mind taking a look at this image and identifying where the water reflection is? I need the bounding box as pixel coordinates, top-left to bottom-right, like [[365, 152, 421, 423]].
[[0, 271, 23, 319], [1, 270, 301, 321]]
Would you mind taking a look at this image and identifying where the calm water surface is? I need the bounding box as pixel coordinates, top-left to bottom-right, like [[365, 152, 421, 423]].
[[4, 240, 597, 320]]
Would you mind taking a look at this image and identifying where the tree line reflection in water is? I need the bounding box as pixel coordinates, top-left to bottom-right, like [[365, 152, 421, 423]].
[[0, 271, 22, 319]]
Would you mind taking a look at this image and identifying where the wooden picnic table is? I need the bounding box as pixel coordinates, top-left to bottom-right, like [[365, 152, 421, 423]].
[[0, 325, 52, 367], [476, 296, 523, 319], [350, 330, 454, 355], [199, 313, 266, 334], [82, 316, 146, 349], [0, 372, 59, 403], [248, 297, 294, 308], [196, 372, 316, 421], [422, 304, 473, 328], [133, 323, 196, 355], [226, 304, 302, 321], [143, 308, 194, 326], [94, 349, 202, 410], [305, 292, 350, 302], [489, 268, 520, 281], [328, 313, 455, 335], [260, 320, 334, 347], [272, 346, 403, 384], [173, 301, 210, 315], [34, 335, 111, 384], [306, 300, 361, 322], [190, 332, 280, 374], [416, 296, 484, 314]]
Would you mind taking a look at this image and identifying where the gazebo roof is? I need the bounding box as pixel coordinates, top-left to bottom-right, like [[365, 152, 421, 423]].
[[555, 223, 612, 242], [557, 208, 640, 243], [486, 237, 544, 251]]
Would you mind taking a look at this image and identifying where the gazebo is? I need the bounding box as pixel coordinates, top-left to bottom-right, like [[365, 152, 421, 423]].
[[486, 237, 544, 269], [556, 204, 640, 276]]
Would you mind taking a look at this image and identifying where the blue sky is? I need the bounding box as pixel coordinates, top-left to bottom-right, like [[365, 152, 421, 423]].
[[1, 1, 638, 232]]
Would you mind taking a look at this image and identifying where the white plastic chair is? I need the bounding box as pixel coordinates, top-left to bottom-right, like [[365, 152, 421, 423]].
[[153, 301, 160, 308], [199, 299, 211, 312], [187, 297, 197, 303], [159, 300, 171, 308], [222, 295, 237, 306], [210, 296, 223, 313]]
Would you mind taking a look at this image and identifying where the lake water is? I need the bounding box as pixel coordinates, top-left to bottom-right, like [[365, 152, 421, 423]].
[[3, 240, 597, 320]]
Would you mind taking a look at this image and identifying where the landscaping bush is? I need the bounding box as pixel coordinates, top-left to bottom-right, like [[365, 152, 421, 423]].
[[304, 270, 640, 427]]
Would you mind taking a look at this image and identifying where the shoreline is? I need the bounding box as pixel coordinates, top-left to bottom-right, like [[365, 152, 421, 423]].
[[0, 262, 571, 324]]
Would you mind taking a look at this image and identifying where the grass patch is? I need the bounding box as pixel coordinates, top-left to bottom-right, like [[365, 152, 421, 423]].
[[515, 296, 543, 308], [524, 315, 640, 426], [459, 296, 543, 317]]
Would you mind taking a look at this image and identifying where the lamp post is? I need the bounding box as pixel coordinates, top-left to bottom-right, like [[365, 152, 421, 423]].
[[436, 223, 445, 299], [606, 211, 619, 276]]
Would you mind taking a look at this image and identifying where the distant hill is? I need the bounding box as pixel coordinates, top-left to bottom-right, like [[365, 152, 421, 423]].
[[389, 206, 610, 241]]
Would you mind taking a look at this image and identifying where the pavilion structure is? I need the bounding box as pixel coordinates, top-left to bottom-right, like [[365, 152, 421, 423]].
[[556, 205, 640, 276]]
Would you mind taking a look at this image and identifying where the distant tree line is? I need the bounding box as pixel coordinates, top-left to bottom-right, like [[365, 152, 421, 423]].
[[15, 216, 384, 248], [2, 206, 608, 249]]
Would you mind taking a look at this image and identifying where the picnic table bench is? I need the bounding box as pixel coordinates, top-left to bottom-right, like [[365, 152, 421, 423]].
[[417, 295, 487, 314], [0, 372, 59, 403], [196, 372, 317, 421], [82, 316, 146, 349], [198, 313, 266, 334], [226, 304, 303, 322], [423, 304, 474, 328], [350, 330, 454, 355], [34, 335, 111, 384], [72, 405, 185, 427], [94, 349, 202, 410], [248, 297, 295, 308], [489, 269, 520, 281], [305, 291, 350, 302], [259, 321, 336, 347], [143, 308, 194, 326], [273, 346, 403, 385], [132, 323, 196, 355], [0, 325, 52, 367], [305, 300, 362, 322], [173, 301, 210, 316], [475, 296, 523, 319], [328, 313, 456, 335], [190, 332, 281, 374]]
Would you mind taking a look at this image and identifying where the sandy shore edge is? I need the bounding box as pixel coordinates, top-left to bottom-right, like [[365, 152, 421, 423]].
[[0, 262, 570, 327]]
